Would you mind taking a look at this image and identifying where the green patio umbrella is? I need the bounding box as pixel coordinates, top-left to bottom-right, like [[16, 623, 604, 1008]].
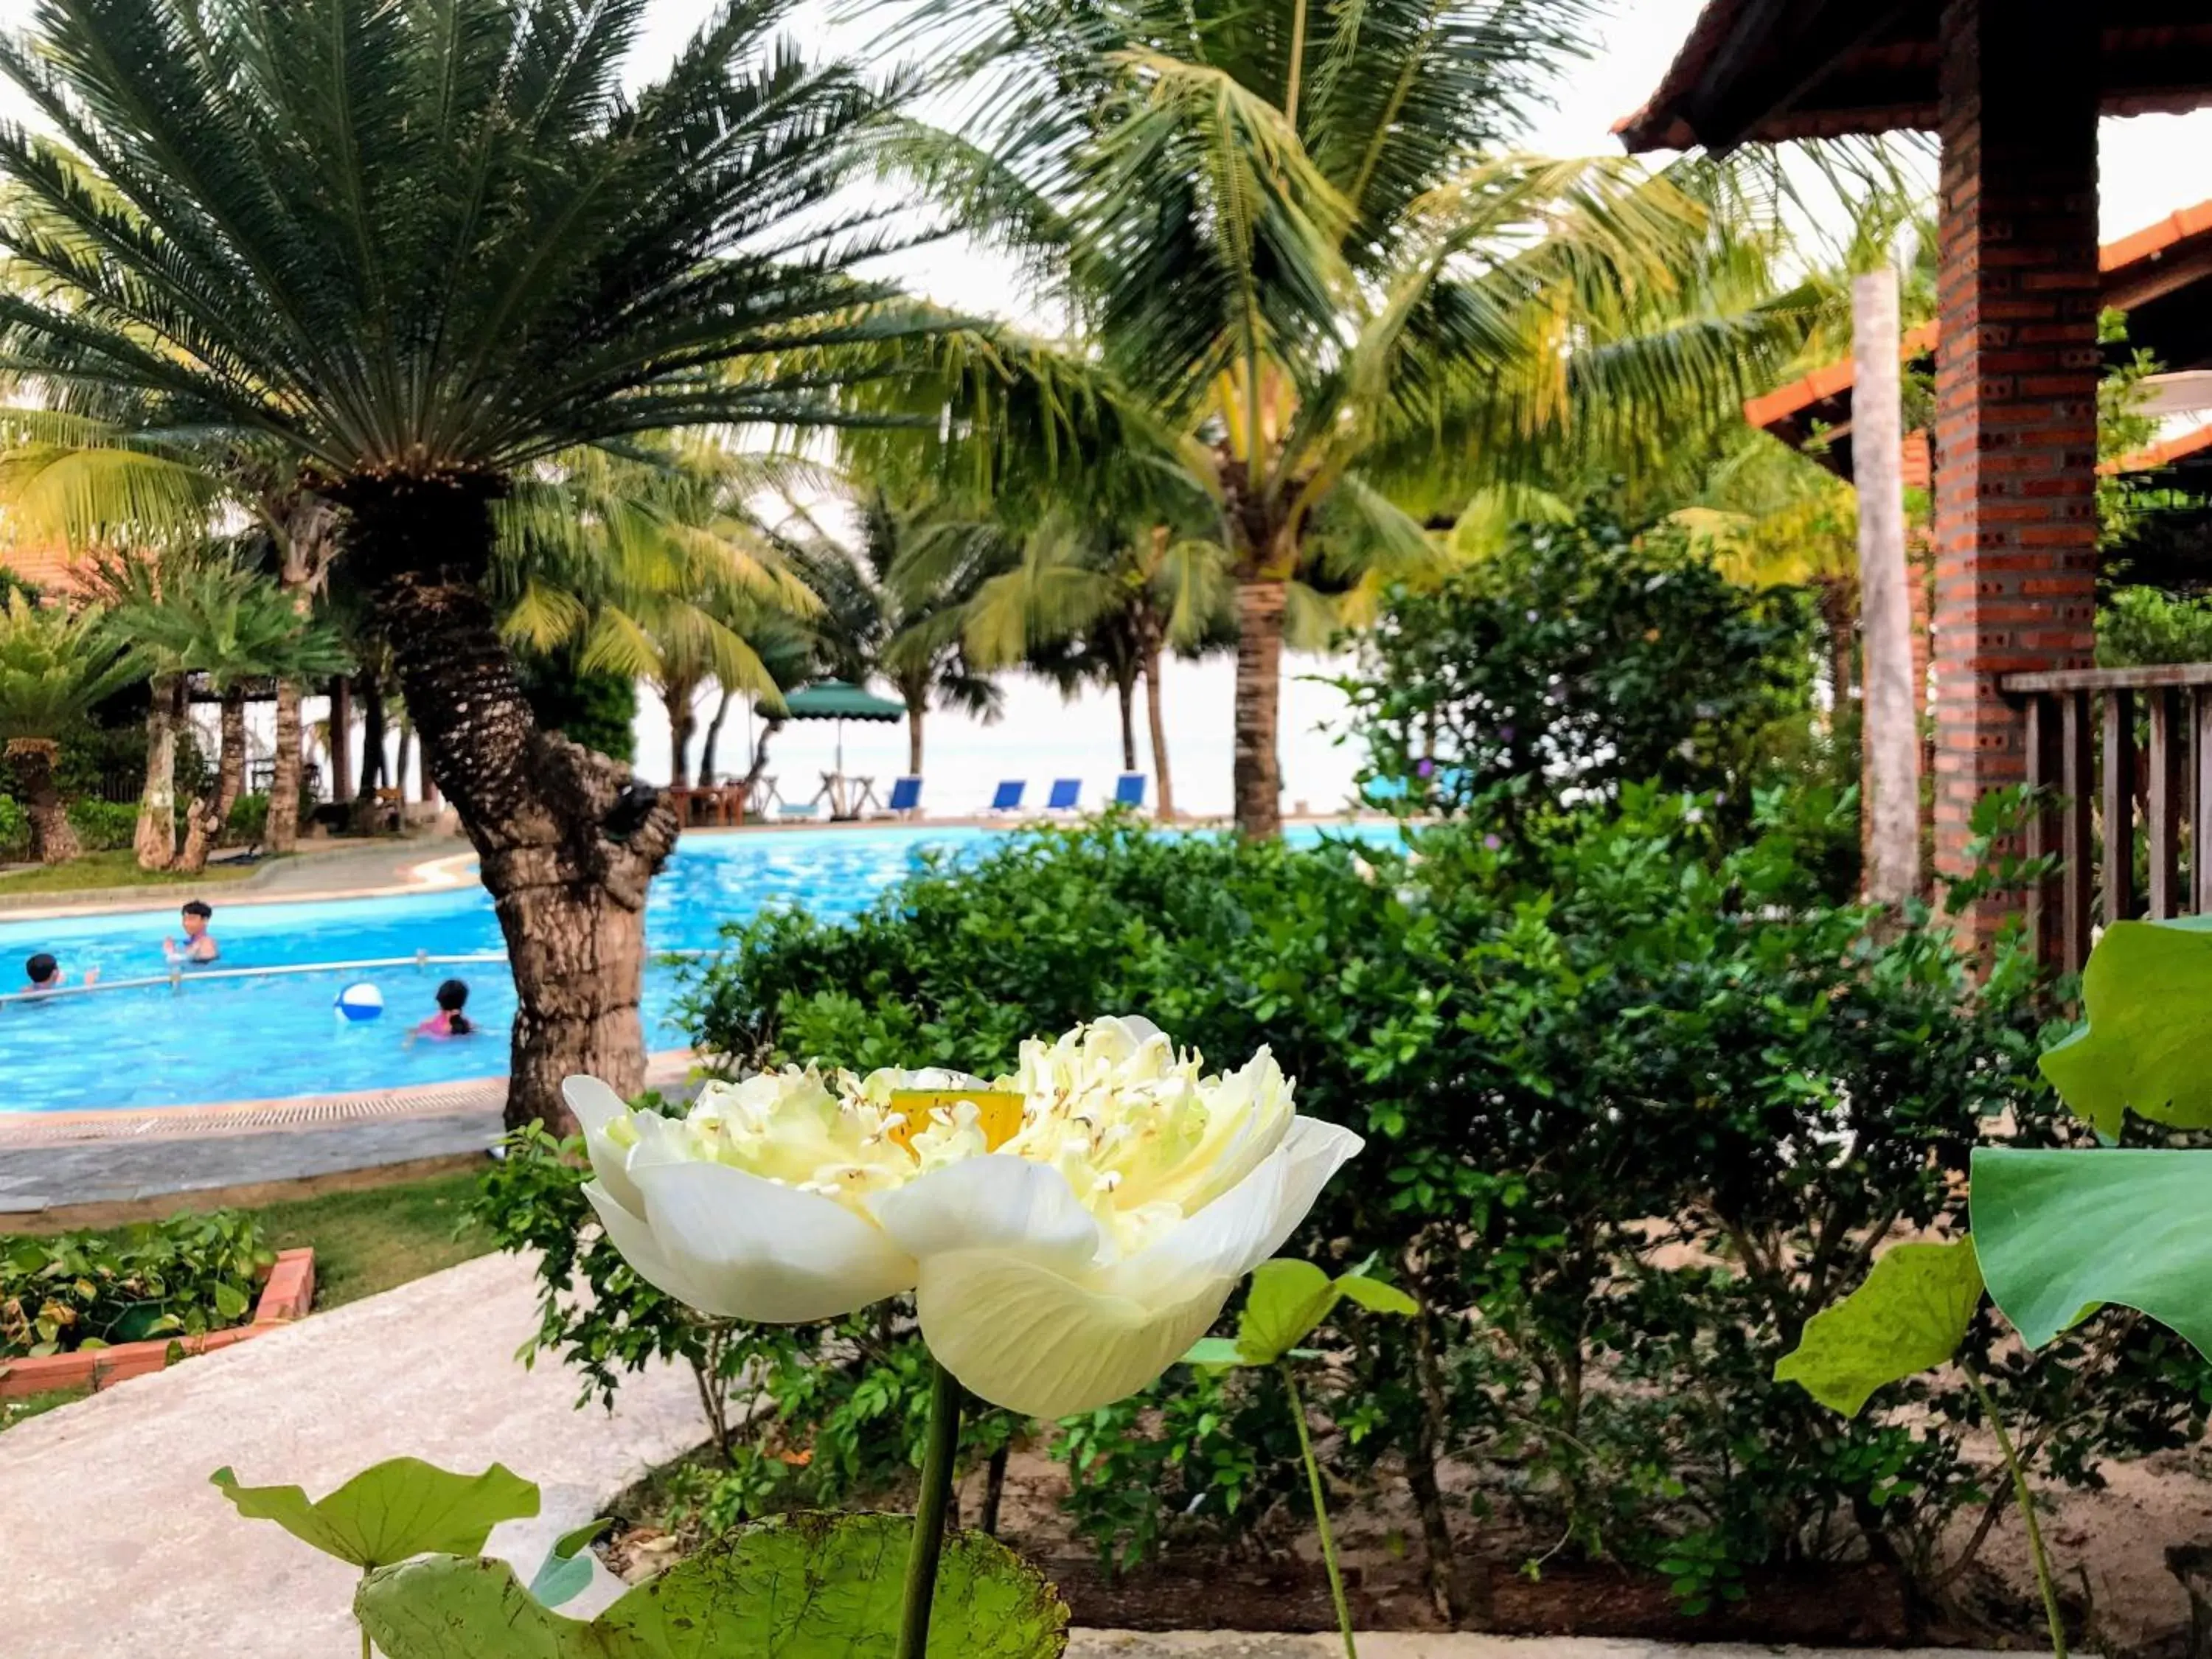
[[780, 678, 902, 778]]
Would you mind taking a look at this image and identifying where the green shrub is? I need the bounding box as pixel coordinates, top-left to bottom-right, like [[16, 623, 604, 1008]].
[[661, 807, 2206, 1608], [1338, 504, 1826, 855], [226, 791, 270, 846], [0, 792, 26, 860], [65, 796, 141, 852], [0, 1211, 275, 1357]]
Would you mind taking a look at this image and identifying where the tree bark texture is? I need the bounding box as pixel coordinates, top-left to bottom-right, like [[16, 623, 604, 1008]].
[[1115, 664, 1138, 772], [334, 474, 678, 1134], [664, 681, 696, 789], [1232, 577, 1287, 838], [907, 705, 925, 777], [699, 689, 733, 785], [10, 743, 77, 864], [136, 675, 178, 869], [330, 675, 353, 801], [215, 686, 248, 827], [176, 795, 217, 874], [1854, 268, 1921, 908], [1143, 637, 1175, 820], [357, 668, 387, 800], [267, 678, 304, 852]]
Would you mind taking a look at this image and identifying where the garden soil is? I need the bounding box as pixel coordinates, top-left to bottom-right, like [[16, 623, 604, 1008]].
[[607, 1441, 2212, 1656]]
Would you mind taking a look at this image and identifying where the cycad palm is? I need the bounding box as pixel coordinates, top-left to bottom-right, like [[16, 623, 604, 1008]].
[[897, 0, 1821, 832], [0, 591, 136, 863], [0, 0, 933, 1122]]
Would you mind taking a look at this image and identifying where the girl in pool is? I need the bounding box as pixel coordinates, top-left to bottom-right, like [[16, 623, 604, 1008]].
[[414, 978, 474, 1040]]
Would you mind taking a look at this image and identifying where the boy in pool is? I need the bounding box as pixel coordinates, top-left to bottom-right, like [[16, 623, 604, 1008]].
[[22, 953, 97, 993], [414, 978, 475, 1040], [163, 900, 219, 964]]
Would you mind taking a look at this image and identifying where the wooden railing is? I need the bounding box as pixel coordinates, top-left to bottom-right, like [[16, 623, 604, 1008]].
[[2001, 663, 2212, 971]]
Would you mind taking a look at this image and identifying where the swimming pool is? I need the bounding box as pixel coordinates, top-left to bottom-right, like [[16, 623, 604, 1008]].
[[0, 824, 1385, 1113]]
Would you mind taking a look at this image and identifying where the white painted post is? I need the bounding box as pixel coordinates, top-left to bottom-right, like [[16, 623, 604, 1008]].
[[1856, 268, 1921, 906]]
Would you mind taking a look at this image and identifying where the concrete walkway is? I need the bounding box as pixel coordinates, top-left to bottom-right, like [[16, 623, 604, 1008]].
[[0, 1250, 706, 1658]]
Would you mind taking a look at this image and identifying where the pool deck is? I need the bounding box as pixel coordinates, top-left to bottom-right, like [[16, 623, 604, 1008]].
[[0, 1053, 698, 1228], [0, 830, 477, 920]]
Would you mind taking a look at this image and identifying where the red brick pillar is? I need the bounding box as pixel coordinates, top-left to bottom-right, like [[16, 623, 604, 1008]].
[[1930, 0, 2101, 931]]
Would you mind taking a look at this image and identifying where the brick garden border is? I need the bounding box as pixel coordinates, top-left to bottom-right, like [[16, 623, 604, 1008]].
[[0, 1247, 315, 1399]]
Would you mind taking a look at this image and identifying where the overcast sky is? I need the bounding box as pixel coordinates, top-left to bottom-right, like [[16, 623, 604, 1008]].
[[7, 0, 2212, 817]]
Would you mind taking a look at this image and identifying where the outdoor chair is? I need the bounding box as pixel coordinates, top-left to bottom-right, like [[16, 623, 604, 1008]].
[[1113, 773, 1147, 810], [1046, 778, 1081, 813], [883, 776, 922, 818], [989, 780, 1026, 813], [745, 776, 782, 819]]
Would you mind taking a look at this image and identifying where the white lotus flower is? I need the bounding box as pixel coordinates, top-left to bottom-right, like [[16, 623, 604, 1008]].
[[565, 1016, 1363, 1417]]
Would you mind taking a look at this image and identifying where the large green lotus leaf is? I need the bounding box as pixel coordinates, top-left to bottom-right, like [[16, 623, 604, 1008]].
[[357, 1512, 1070, 1659], [211, 1458, 539, 1569], [1973, 1147, 2212, 1354], [1774, 1238, 1983, 1416], [2039, 918, 2212, 1136]]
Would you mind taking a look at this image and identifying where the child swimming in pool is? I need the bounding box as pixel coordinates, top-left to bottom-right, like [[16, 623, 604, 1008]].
[[414, 978, 474, 1040], [162, 900, 219, 964], [22, 952, 97, 993]]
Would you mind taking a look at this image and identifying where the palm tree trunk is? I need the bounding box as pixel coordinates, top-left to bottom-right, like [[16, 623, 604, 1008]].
[[664, 683, 696, 789], [176, 795, 217, 874], [357, 669, 386, 801], [698, 689, 734, 784], [1232, 577, 1287, 839], [338, 476, 678, 1135], [267, 678, 304, 853], [908, 704, 925, 776], [1115, 664, 1138, 773], [330, 676, 353, 801], [215, 686, 247, 826], [10, 742, 79, 864], [1143, 636, 1175, 820], [1818, 577, 1858, 721], [268, 498, 330, 857], [136, 674, 179, 869], [740, 716, 782, 810]]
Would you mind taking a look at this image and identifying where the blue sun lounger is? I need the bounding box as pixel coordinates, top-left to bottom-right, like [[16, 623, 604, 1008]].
[[1046, 778, 1081, 813], [1113, 773, 1146, 809], [886, 776, 922, 816], [990, 779, 1026, 813]]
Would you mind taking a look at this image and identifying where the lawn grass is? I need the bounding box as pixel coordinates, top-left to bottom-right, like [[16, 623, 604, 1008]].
[[249, 1171, 495, 1310], [0, 848, 277, 896], [0, 1385, 91, 1433]]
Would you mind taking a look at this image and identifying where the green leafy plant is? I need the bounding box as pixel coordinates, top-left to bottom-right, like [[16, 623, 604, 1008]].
[[214, 1457, 542, 1659], [1186, 1259, 1417, 1658], [356, 1511, 1066, 1659], [1773, 1239, 2067, 1658], [1, 1209, 273, 1358]]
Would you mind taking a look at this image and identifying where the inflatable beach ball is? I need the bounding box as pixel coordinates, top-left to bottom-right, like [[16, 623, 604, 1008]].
[[335, 982, 385, 1023]]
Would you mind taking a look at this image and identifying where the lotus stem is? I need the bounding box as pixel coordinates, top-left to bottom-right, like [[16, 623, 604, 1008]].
[[1281, 1361, 1357, 1659], [897, 1359, 963, 1659], [1967, 1369, 2066, 1659]]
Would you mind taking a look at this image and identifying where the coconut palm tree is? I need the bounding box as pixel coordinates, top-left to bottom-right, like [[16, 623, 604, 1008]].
[[0, 591, 136, 863], [102, 554, 349, 870], [891, 0, 1828, 833], [494, 444, 823, 787], [793, 490, 1004, 776], [0, 0, 950, 1125]]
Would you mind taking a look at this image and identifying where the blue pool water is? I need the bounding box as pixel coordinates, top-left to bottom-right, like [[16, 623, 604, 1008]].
[[0, 824, 1386, 1113]]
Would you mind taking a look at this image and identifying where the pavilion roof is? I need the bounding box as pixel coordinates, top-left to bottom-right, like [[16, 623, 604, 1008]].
[[1615, 1, 2212, 153], [1745, 198, 2212, 479]]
